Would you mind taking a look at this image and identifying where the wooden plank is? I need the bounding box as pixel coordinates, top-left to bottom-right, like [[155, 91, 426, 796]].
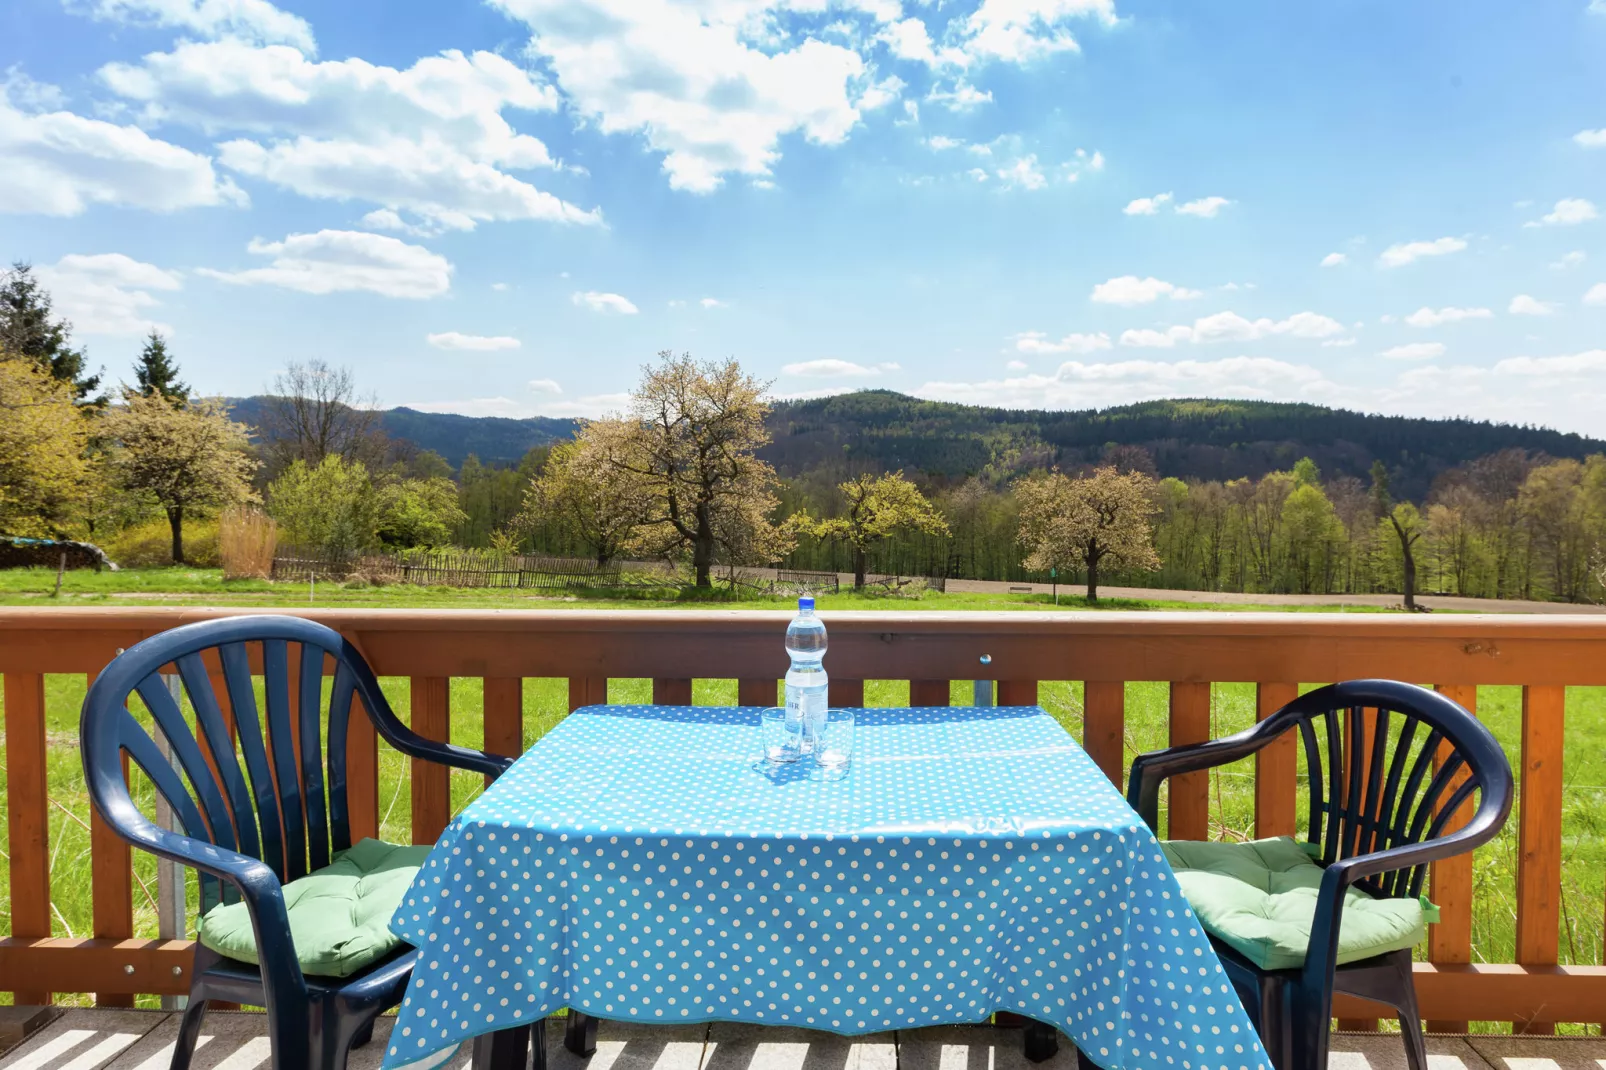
[[1254, 682, 1299, 839], [996, 680, 1038, 707], [1167, 682, 1212, 842], [4, 672, 51, 1006], [1082, 681, 1125, 788], [737, 678, 777, 707], [90, 663, 134, 1009], [346, 692, 379, 843], [910, 679, 949, 706], [0, 939, 193, 997], [1427, 683, 1478, 1033], [568, 675, 606, 712], [482, 677, 523, 786], [829, 679, 864, 708], [1337, 705, 1381, 1033], [653, 678, 692, 706], [410, 677, 450, 846], [1514, 683, 1565, 1035]]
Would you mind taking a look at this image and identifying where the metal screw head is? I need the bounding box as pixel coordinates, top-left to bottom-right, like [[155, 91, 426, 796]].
[[172, 966, 183, 975], [979, 654, 992, 665], [123, 964, 135, 974]]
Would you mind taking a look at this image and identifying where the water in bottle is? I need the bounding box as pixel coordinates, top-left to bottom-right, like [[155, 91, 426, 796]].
[[785, 596, 829, 753]]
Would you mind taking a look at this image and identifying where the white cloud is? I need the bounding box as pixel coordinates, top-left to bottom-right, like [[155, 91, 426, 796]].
[[1576, 128, 1606, 148], [1090, 275, 1201, 305], [926, 82, 993, 111], [954, 0, 1118, 65], [199, 229, 452, 298], [1320, 252, 1347, 267], [1320, 337, 1357, 348], [100, 41, 598, 230], [1377, 236, 1467, 267], [0, 80, 244, 216], [856, 75, 904, 112], [528, 378, 562, 394], [1584, 283, 1606, 306], [1120, 310, 1346, 348], [489, 0, 879, 192], [783, 358, 881, 377], [427, 331, 521, 351], [915, 355, 1333, 410], [994, 154, 1047, 190], [926, 135, 963, 150], [699, 297, 727, 308], [1379, 342, 1445, 361], [880, 17, 945, 65], [35, 253, 183, 336], [1508, 294, 1558, 316], [1176, 195, 1231, 218], [1551, 250, 1587, 270], [1526, 198, 1599, 227], [490, 282, 509, 291], [1123, 192, 1171, 216], [80, 0, 315, 50], [572, 291, 639, 314], [1492, 350, 1606, 377], [1013, 330, 1112, 355], [1006, 359, 1028, 370], [1403, 306, 1493, 328]]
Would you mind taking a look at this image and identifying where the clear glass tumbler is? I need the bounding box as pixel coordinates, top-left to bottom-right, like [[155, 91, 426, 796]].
[[760, 706, 802, 766], [815, 707, 855, 772]]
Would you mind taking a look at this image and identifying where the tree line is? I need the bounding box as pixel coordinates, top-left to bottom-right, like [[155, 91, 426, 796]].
[[4, 260, 1603, 603]]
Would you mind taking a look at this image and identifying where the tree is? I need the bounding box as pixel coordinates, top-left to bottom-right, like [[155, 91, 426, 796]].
[[260, 360, 384, 475], [1370, 460, 1425, 610], [266, 455, 379, 558], [374, 477, 467, 548], [0, 262, 101, 403], [522, 435, 651, 567], [606, 353, 790, 587], [808, 471, 950, 589], [0, 352, 92, 536], [101, 394, 259, 563], [133, 331, 188, 403], [1015, 466, 1162, 602]]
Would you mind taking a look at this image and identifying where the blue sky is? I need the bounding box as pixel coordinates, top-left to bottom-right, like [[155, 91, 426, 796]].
[[3, 0, 1604, 433]]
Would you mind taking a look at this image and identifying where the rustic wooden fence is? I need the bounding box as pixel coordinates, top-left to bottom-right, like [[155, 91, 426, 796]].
[[270, 548, 625, 589], [1, 608, 1603, 1030]]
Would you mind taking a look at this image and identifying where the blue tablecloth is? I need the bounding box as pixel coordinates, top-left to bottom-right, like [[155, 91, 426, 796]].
[[383, 705, 1271, 1070]]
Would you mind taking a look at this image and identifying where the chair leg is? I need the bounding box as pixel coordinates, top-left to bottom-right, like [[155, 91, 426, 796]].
[[1288, 987, 1330, 1070], [564, 1010, 597, 1057], [1023, 1020, 1058, 1063], [1393, 967, 1428, 1070], [170, 996, 210, 1070], [350, 1019, 375, 1050]]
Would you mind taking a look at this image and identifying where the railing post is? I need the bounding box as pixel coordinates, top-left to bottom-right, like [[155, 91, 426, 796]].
[[88, 659, 134, 1008], [569, 676, 607, 712], [1254, 683, 1299, 839], [829, 679, 865, 707], [4, 671, 51, 1007], [155, 674, 190, 1012], [1426, 683, 1478, 1034], [737, 679, 777, 707], [910, 680, 949, 706], [1168, 682, 1211, 841], [411, 677, 451, 845], [483, 677, 523, 787], [653, 678, 692, 706], [996, 681, 1038, 707], [1515, 684, 1565, 1035], [347, 691, 379, 843], [1083, 681, 1125, 788]]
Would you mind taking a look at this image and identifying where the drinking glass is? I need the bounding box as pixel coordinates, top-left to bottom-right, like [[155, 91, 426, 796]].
[[759, 706, 802, 766], [815, 707, 855, 773]]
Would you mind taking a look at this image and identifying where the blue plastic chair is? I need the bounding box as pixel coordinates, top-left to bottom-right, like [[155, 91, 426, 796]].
[[1127, 680, 1513, 1070], [79, 615, 516, 1070]]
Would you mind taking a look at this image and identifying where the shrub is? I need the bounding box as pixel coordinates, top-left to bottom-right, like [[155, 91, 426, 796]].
[[103, 517, 221, 568], [220, 507, 278, 579]]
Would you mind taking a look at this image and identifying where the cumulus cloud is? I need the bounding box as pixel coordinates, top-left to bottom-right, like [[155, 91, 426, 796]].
[[1508, 294, 1558, 316], [1119, 310, 1346, 348], [427, 332, 521, 351], [572, 291, 638, 314], [79, 0, 315, 50], [1006, 359, 1028, 370], [1585, 283, 1606, 306], [952, 0, 1118, 65], [528, 378, 562, 394], [99, 41, 597, 230], [1176, 196, 1231, 218], [1403, 306, 1493, 328], [1320, 252, 1347, 267], [199, 229, 452, 298], [1012, 330, 1112, 355], [1123, 192, 1171, 215], [1090, 275, 1202, 305], [926, 81, 993, 111], [1551, 250, 1587, 270], [914, 355, 1333, 410], [699, 297, 726, 308], [1377, 236, 1467, 268], [993, 154, 1047, 190], [36, 253, 183, 336], [782, 358, 884, 377], [1525, 198, 1598, 227], [1576, 128, 1606, 148], [0, 80, 244, 216], [1379, 342, 1446, 361]]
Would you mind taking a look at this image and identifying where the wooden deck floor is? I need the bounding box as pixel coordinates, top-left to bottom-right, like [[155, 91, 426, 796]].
[[2, 1011, 1605, 1070]]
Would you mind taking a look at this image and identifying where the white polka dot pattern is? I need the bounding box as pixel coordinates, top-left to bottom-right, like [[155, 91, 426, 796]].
[[382, 706, 1271, 1070]]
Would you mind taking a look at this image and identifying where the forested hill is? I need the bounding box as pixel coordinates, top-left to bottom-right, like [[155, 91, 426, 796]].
[[229, 391, 1605, 502], [763, 392, 1606, 500]]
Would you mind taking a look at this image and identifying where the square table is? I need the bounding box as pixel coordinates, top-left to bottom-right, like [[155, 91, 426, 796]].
[[383, 705, 1272, 1070]]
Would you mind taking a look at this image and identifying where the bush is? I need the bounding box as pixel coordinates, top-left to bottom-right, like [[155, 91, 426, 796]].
[[102, 517, 221, 568], [220, 507, 278, 579]]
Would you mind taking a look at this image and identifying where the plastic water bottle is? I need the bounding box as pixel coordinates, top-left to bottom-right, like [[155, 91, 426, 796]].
[[785, 596, 829, 753]]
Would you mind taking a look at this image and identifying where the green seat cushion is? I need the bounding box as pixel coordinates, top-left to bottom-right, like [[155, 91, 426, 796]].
[[1161, 836, 1427, 972], [198, 838, 431, 978]]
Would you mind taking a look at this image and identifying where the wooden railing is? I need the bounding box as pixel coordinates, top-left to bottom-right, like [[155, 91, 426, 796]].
[[2, 607, 1604, 1031]]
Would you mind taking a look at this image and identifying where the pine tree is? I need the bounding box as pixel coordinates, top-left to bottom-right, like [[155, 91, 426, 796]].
[[0, 262, 102, 403], [134, 330, 188, 403]]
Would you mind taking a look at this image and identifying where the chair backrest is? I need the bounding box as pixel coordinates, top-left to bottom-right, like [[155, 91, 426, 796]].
[[81, 615, 402, 910], [1269, 680, 1513, 899]]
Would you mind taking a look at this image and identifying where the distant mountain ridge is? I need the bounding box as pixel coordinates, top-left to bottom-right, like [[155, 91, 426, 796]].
[[228, 391, 1606, 501]]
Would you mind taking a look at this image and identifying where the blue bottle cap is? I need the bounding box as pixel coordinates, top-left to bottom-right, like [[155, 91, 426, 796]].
[[798, 596, 815, 610]]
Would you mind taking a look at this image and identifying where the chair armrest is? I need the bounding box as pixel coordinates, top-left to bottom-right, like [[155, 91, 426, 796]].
[[1127, 716, 1292, 832], [374, 721, 515, 781]]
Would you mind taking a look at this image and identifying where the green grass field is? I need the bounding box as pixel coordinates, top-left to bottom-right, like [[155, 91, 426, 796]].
[[0, 568, 1599, 1034]]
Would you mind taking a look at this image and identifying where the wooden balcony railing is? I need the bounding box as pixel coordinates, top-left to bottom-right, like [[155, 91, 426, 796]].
[[2, 607, 1604, 1032]]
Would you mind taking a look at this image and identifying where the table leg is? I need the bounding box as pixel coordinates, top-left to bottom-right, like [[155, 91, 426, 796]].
[[472, 1019, 546, 1070], [564, 1011, 598, 1057], [1023, 1020, 1058, 1062]]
